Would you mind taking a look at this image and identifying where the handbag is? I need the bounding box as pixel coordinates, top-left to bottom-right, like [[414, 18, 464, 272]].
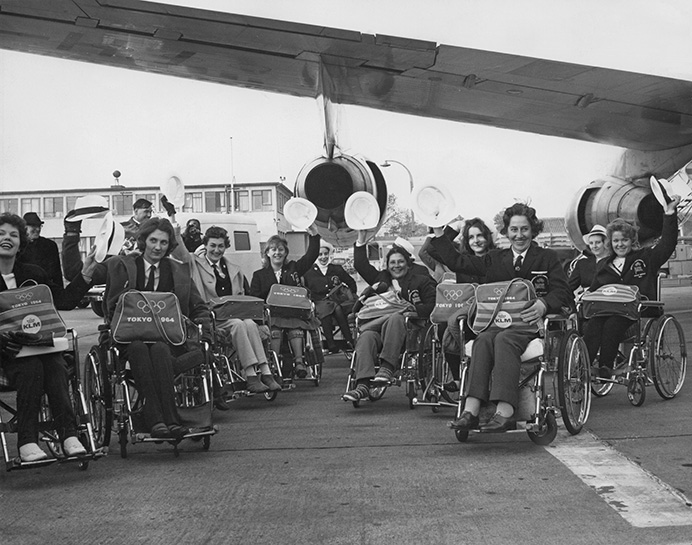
[[111, 290, 186, 345], [471, 278, 538, 334], [266, 284, 312, 319], [327, 282, 355, 306], [429, 283, 477, 324], [210, 295, 264, 321], [581, 284, 640, 321], [356, 290, 416, 322], [0, 283, 67, 338]]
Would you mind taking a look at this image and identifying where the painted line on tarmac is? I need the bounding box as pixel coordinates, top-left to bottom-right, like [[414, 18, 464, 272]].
[[546, 429, 692, 528]]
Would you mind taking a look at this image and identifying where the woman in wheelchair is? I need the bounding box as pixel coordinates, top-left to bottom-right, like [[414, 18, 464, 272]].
[[174, 225, 281, 396], [104, 217, 212, 440], [0, 213, 97, 462], [302, 241, 357, 354], [582, 195, 680, 380], [430, 203, 572, 432], [342, 230, 437, 402], [250, 229, 324, 379]]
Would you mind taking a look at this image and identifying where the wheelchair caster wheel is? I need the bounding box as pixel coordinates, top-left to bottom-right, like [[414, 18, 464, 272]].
[[455, 429, 469, 442], [430, 395, 440, 413], [627, 376, 646, 406]]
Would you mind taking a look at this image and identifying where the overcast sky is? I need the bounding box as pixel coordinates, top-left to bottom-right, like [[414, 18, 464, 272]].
[[1, 0, 691, 226]]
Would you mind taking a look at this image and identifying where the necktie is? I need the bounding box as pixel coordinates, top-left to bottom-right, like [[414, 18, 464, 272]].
[[145, 265, 156, 291], [213, 263, 232, 296], [514, 255, 523, 274]]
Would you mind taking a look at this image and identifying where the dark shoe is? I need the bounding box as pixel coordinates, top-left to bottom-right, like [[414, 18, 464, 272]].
[[448, 411, 479, 431], [343, 383, 370, 402], [214, 396, 231, 411], [479, 413, 516, 433], [150, 423, 173, 439], [326, 345, 339, 355], [443, 381, 460, 392], [295, 362, 308, 379], [598, 366, 614, 379], [260, 374, 282, 391], [372, 366, 394, 384], [168, 424, 189, 440], [245, 375, 270, 393]]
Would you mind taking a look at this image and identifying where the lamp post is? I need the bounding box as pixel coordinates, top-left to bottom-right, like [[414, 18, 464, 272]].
[[229, 137, 236, 213], [381, 159, 415, 224]]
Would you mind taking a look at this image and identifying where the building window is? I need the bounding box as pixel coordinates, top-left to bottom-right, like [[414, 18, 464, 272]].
[[205, 191, 226, 213], [135, 194, 156, 207], [43, 197, 64, 218], [235, 190, 249, 212], [252, 189, 272, 211], [20, 198, 40, 216], [112, 194, 133, 216], [233, 231, 251, 251], [0, 198, 18, 213], [183, 192, 203, 213]]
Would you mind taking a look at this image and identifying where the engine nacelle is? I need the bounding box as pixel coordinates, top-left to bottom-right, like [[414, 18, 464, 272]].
[[565, 176, 664, 250], [294, 154, 388, 246]]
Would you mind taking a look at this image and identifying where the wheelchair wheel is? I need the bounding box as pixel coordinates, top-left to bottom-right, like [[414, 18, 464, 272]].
[[590, 354, 614, 397], [119, 428, 128, 459], [527, 411, 558, 446], [627, 376, 646, 406], [455, 428, 469, 442], [558, 330, 591, 435], [407, 381, 416, 410], [305, 345, 321, 387], [650, 315, 687, 399], [83, 347, 113, 449]]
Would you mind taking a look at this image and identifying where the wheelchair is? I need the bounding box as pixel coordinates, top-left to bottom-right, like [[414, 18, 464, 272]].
[[0, 330, 104, 471], [343, 312, 428, 409], [82, 322, 217, 458], [266, 307, 322, 388], [584, 299, 687, 406], [208, 308, 282, 402], [453, 314, 592, 445]]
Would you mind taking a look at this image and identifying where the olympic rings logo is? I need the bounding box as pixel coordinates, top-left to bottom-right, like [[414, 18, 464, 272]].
[[494, 288, 504, 296], [441, 289, 468, 301], [137, 300, 167, 313], [279, 286, 300, 294], [14, 292, 34, 301]]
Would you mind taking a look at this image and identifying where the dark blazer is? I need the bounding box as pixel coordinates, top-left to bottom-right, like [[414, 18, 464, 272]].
[[0, 261, 89, 310], [249, 235, 321, 301], [354, 243, 437, 319], [589, 213, 677, 302], [104, 254, 210, 329], [568, 253, 598, 292], [431, 236, 572, 314], [17, 236, 63, 287], [303, 262, 356, 301]]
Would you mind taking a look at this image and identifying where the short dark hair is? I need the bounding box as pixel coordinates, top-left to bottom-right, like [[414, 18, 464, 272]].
[[136, 217, 178, 256], [133, 198, 152, 210], [203, 226, 230, 247], [0, 213, 28, 252], [385, 247, 413, 269], [499, 203, 544, 237], [461, 217, 496, 255]]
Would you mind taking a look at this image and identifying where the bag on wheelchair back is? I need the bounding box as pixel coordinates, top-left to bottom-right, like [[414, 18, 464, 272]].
[[0, 283, 67, 339], [581, 284, 640, 321], [210, 295, 264, 321], [430, 283, 476, 324], [111, 290, 186, 345], [356, 290, 416, 322], [471, 278, 538, 335], [266, 284, 312, 319]]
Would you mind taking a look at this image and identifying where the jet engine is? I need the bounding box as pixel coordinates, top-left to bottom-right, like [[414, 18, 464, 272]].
[[294, 153, 388, 247], [565, 176, 665, 251]]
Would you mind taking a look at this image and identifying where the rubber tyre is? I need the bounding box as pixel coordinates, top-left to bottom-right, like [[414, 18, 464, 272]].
[[558, 331, 591, 435], [650, 316, 687, 399], [627, 376, 646, 406], [83, 347, 113, 449], [527, 411, 558, 446]]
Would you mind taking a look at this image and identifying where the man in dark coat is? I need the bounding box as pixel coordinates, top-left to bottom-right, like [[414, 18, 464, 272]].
[[18, 212, 63, 287]]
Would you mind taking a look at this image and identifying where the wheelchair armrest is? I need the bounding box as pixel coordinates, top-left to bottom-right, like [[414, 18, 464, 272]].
[[403, 312, 420, 319], [639, 300, 664, 311]]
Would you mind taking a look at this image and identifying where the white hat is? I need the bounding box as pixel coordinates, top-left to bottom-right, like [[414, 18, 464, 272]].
[[582, 224, 607, 246], [392, 237, 416, 260], [344, 191, 380, 230], [410, 184, 457, 227], [94, 212, 126, 263], [284, 197, 318, 230], [649, 176, 672, 207], [65, 195, 110, 222], [160, 176, 185, 209]]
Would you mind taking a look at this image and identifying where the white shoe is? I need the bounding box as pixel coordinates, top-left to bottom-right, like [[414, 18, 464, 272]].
[[63, 436, 87, 457], [19, 442, 49, 462]]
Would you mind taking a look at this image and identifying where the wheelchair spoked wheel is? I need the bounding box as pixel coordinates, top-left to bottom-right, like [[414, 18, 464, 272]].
[[627, 376, 646, 406], [590, 353, 614, 397], [83, 347, 113, 450], [305, 345, 321, 387], [527, 410, 558, 446], [650, 315, 687, 400], [558, 330, 591, 435]]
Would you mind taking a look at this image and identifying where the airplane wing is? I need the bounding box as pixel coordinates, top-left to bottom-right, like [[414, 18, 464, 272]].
[[1, 0, 692, 151]]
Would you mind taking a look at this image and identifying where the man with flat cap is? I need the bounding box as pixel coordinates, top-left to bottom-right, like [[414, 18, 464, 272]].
[[121, 198, 153, 253], [18, 211, 63, 286]]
